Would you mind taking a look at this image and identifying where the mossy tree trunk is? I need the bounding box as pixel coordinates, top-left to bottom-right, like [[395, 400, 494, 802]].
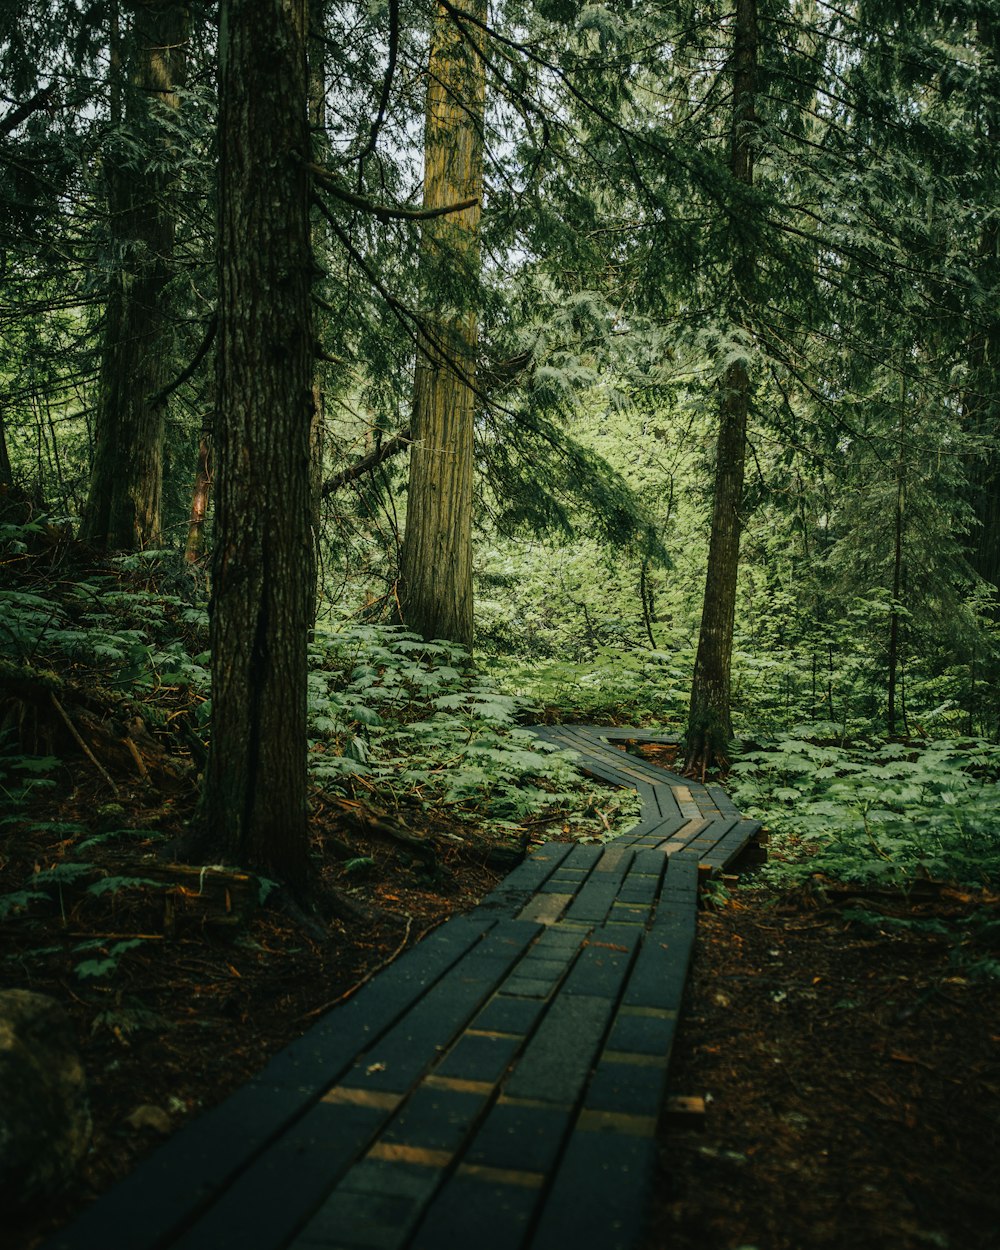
[[398, 0, 485, 650], [204, 0, 315, 891], [684, 0, 757, 778], [81, 0, 187, 551]]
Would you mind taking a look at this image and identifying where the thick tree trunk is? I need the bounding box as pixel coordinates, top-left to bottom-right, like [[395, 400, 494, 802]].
[[398, 0, 485, 650], [80, 0, 187, 551], [204, 0, 315, 890], [684, 0, 757, 777], [965, 13, 1000, 599], [308, 0, 328, 613]]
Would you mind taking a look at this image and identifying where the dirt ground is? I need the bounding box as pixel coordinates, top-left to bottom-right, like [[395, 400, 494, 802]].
[[4, 769, 999, 1250], [645, 882, 1000, 1250]]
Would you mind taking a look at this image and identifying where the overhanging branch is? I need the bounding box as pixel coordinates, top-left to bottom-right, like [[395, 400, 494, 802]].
[[0, 85, 55, 138], [146, 315, 217, 408], [322, 428, 412, 497], [309, 162, 477, 222]]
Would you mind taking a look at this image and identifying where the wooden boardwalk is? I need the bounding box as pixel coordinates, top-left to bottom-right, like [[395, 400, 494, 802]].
[[44, 726, 763, 1250]]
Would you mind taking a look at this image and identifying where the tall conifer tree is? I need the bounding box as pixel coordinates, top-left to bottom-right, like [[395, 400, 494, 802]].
[[684, 0, 758, 775], [398, 0, 486, 649], [81, 0, 188, 551], [204, 0, 315, 888]]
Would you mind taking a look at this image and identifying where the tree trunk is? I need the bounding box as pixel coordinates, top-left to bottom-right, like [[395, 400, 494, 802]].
[[184, 431, 212, 563], [398, 0, 485, 650], [964, 230, 1000, 596], [686, 360, 750, 772], [204, 0, 315, 891], [887, 392, 906, 738], [0, 411, 13, 490], [684, 0, 757, 777], [965, 11, 1000, 599], [308, 0, 328, 614], [80, 0, 187, 551]]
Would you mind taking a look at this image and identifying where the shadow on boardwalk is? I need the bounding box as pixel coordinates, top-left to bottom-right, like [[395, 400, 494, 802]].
[[43, 726, 763, 1250]]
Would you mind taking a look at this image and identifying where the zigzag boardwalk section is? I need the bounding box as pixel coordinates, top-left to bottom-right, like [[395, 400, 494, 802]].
[[43, 727, 763, 1250]]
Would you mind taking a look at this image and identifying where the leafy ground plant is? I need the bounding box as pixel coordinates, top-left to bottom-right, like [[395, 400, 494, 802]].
[[485, 647, 691, 727], [306, 622, 635, 835], [730, 727, 1000, 888]]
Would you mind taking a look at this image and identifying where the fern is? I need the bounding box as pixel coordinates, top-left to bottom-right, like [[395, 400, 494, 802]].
[[32, 862, 95, 886], [731, 731, 1000, 887], [74, 938, 147, 980], [304, 621, 624, 832], [0, 891, 45, 919]]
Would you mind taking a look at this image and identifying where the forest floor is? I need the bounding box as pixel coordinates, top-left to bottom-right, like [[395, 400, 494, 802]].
[[4, 753, 1000, 1250]]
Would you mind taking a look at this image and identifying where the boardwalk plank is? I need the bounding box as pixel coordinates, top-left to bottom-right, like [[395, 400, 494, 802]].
[[502, 993, 616, 1105], [465, 1099, 573, 1173], [706, 782, 741, 816], [528, 1130, 657, 1250], [42, 721, 766, 1250], [407, 1170, 540, 1250], [338, 921, 540, 1096], [170, 1098, 391, 1250], [473, 841, 575, 913], [699, 819, 763, 870]]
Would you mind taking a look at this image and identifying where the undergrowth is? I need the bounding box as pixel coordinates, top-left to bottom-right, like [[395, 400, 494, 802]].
[[729, 725, 1000, 976], [305, 620, 635, 832], [484, 646, 690, 726], [0, 527, 636, 891], [729, 725, 1000, 890]]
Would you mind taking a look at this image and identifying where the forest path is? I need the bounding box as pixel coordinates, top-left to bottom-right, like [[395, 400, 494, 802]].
[[42, 726, 763, 1250]]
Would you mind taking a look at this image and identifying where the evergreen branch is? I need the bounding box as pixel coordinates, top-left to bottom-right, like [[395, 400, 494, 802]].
[[316, 199, 663, 559], [322, 428, 412, 498], [309, 162, 477, 222], [436, 0, 717, 203], [311, 193, 480, 398], [146, 315, 217, 409], [355, 0, 399, 177], [0, 85, 56, 137]]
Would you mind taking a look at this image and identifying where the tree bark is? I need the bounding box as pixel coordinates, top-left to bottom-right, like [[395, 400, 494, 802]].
[[308, 0, 329, 613], [684, 0, 757, 777], [398, 0, 485, 650], [887, 383, 906, 737], [204, 0, 315, 891], [965, 10, 1000, 600], [0, 411, 13, 490], [80, 0, 187, 551], [184, 431, 212, 563]]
